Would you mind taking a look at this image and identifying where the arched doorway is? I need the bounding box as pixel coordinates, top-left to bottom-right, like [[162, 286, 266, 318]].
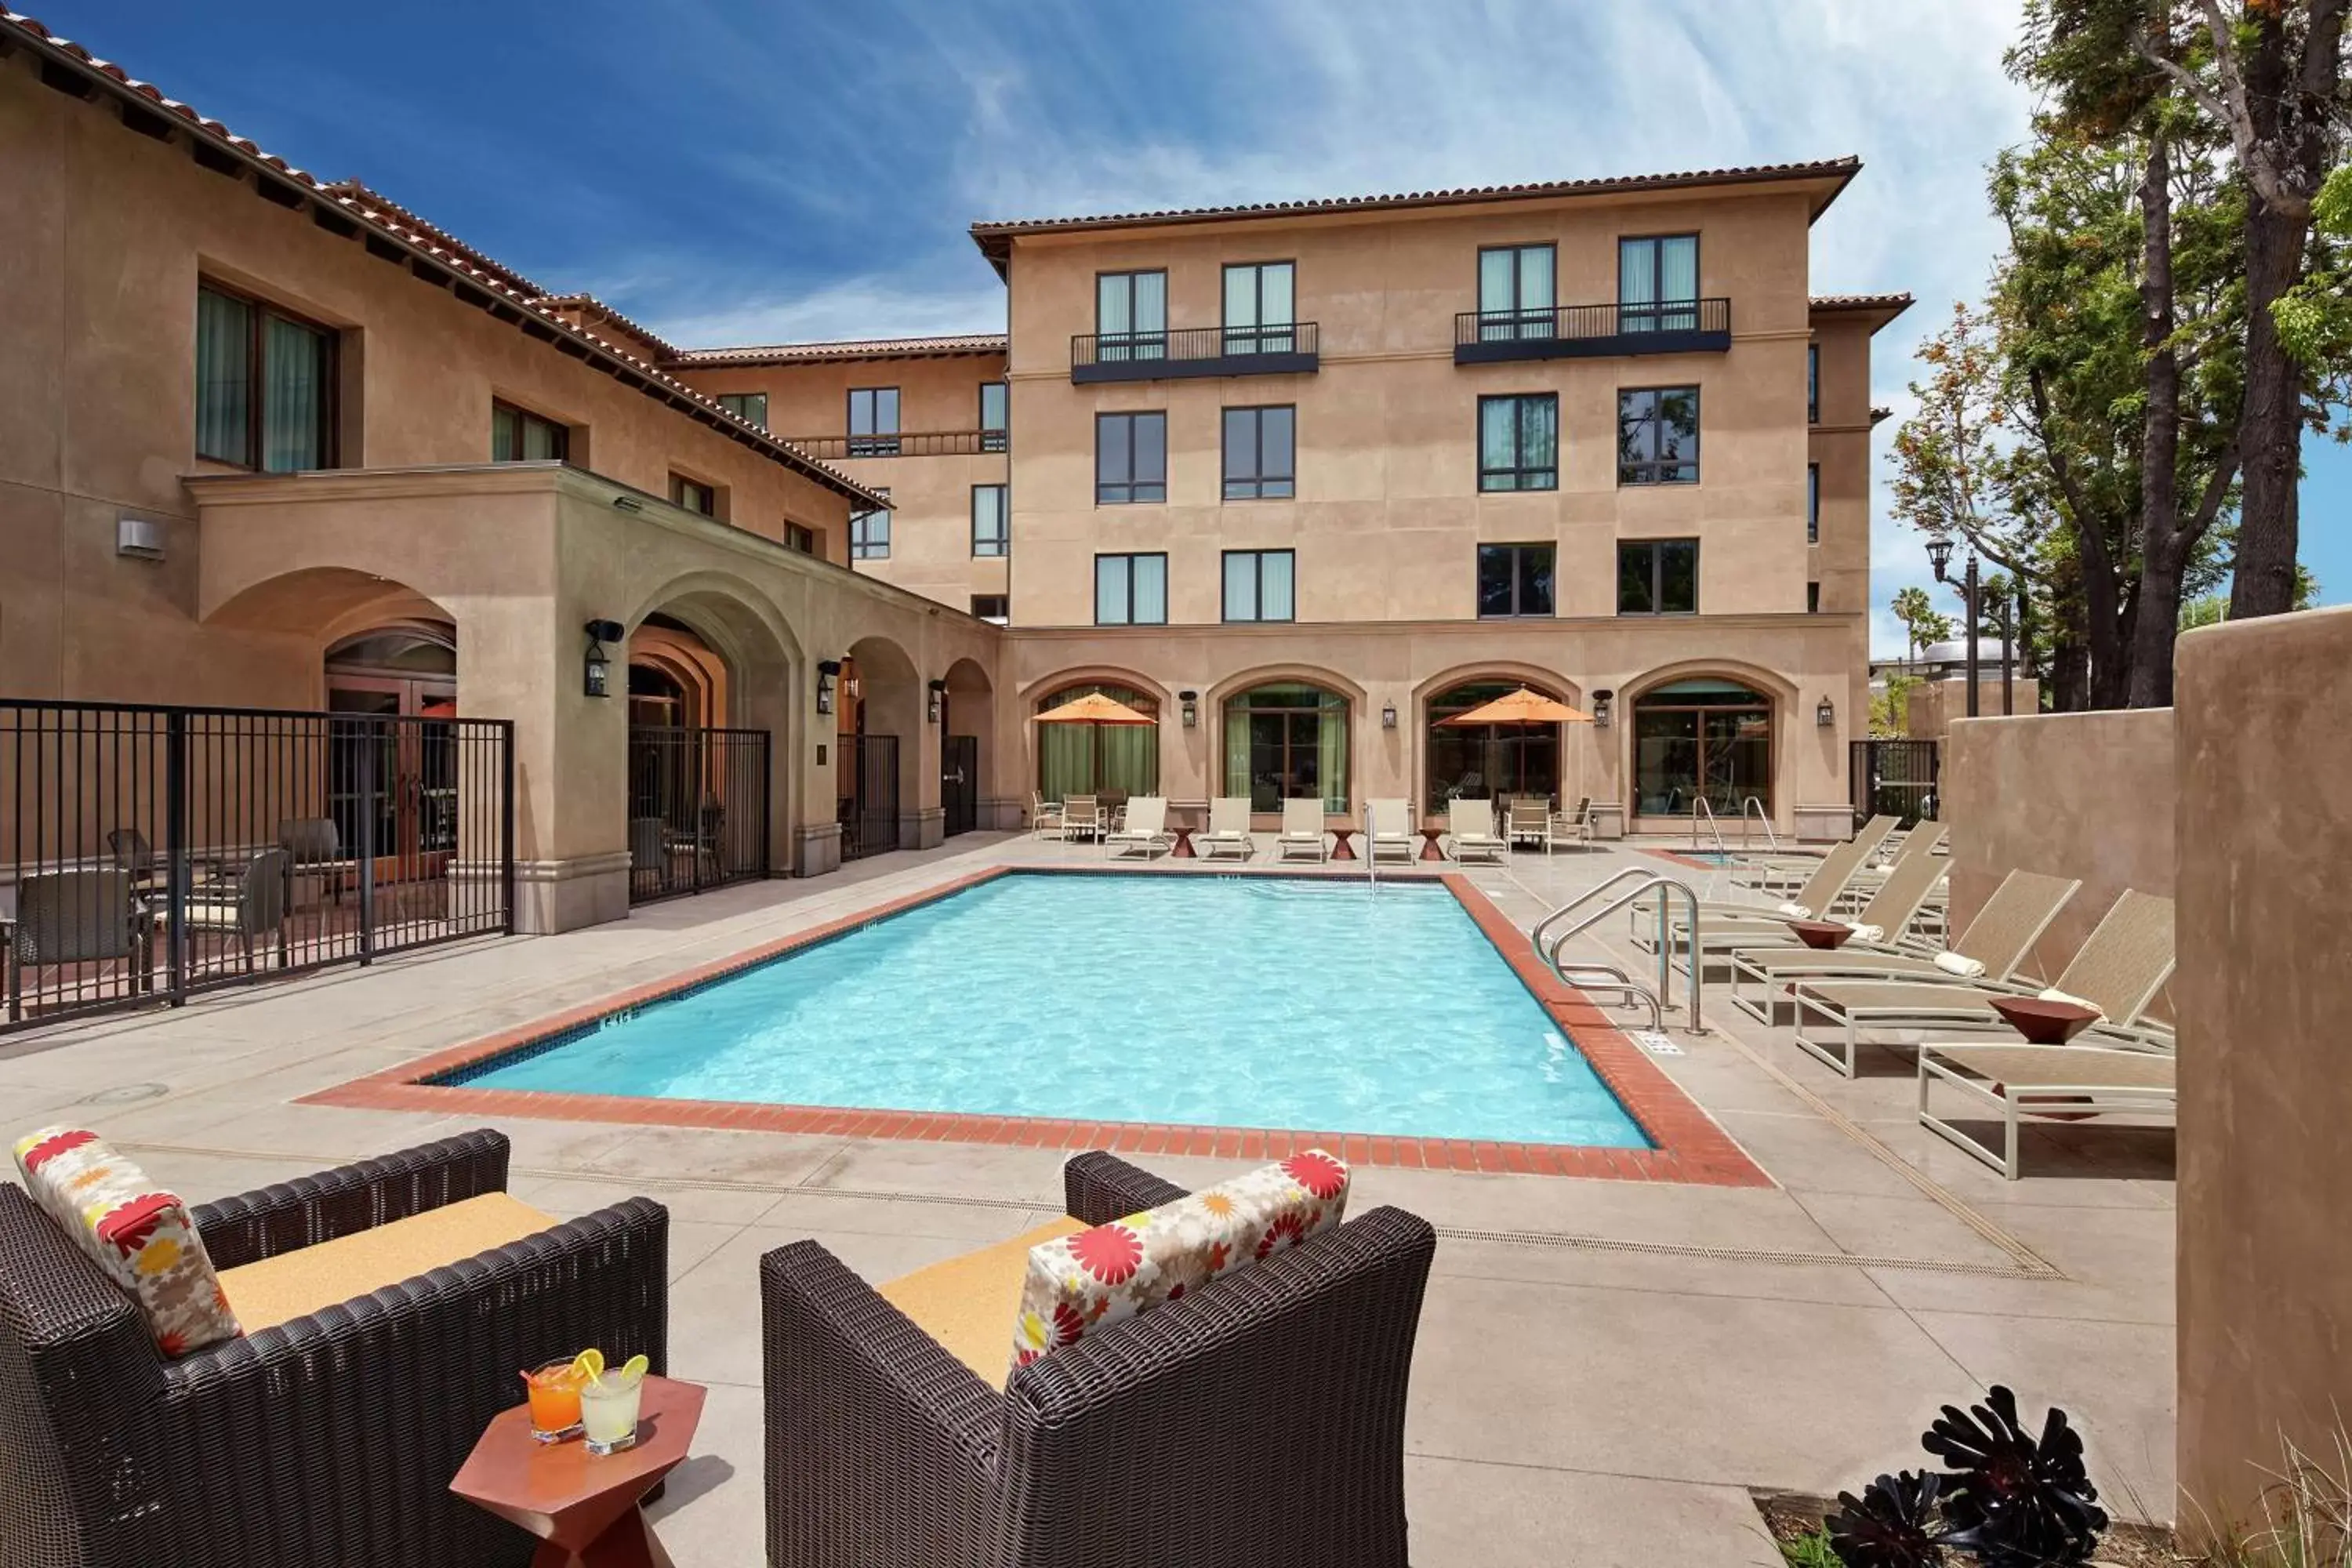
[[1036, 681, 1160, 807], [843, 635, 920, 859], [323, 622, 461, 891], [1632, 677, 1774, 817], [941, 657, 993, 837], [1425, 677, 1568, 808], [1222, 682, 1348, 811]]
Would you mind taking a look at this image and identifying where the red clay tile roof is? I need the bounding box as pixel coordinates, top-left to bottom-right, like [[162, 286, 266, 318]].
[[1809, 292, 1915, 333], [667, 333, 1009, 368], [534, 293, 683, 360], [970, 157, 1864, 271], [0, 8, 886, 511]]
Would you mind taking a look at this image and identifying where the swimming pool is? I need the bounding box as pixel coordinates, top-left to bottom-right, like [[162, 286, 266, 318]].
[[458, 874, 1651, 1149]]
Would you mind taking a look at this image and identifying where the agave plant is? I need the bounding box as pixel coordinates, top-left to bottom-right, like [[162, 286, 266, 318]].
[[1922, 1385, 2108, 1568], [1826, 1471, 1951, 1568]]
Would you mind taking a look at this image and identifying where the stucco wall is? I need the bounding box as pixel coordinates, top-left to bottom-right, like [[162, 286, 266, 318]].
[[1942, 709, 2175, 988], [2176, 606, 2352, 1538]]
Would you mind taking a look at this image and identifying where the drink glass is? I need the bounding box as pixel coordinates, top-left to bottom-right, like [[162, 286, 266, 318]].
[[521, 1360, 585, 1444], [579, 1364, 648, 1456]]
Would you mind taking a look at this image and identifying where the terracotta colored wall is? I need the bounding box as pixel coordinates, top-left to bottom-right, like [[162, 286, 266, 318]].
[[1809, 310, 1876, 727], [1941, 709, 2174, 988], [2176, 606, 2352, 1539], [1905, 674, 2043, 740]]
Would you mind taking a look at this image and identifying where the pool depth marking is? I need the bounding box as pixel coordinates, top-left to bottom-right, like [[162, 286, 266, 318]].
[[306, 866, 1769, 1186]]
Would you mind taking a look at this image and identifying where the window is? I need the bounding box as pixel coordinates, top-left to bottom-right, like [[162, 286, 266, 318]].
[[1427, 680, 1568, 805], [1094, 553, 1167, 625], [1617, 387, 1700, 485], [1096, 270, 1167, 362], [847, 387, 899, 456], [1036, 683, 1160, 799], [1222, 550, 1295, 622], [1807, 581, 1821, 614], [1222, 405, 1295, 499], [1223, 684, 1348, 812], [1808, 343, 1820, 425], [716, 391, 768, 429], [851, 487, 891, 559], [194, 282, 336, 471], [1476, 543, 1555, 619], [784, 521, 815, 554], [1618, 234, 1700, 332], [1222, 261, 1297, 354], [1617, 539, 1699, 615], [1633, 678, 1773, 816], [979, 382, 1009, 452], [971, 483, 1008, 557], [1095, 412, 1167, 504], [1476, 244, 1555, 340], [1478, 394, 1558, 491], [1808, 463, 1820, 543], [670, 475, 715, 516], [971, 593, 1010, 623], [491, 401, 568, 463]]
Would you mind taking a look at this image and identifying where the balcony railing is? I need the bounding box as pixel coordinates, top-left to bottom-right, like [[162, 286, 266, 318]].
[[1071, 321, 1320, 383], [1453, 299, 1731, 364], [782, 429, 1007, 460]]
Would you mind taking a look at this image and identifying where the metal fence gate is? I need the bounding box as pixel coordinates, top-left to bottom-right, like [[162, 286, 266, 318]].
[[1851, 739, 1940, 826], [1, 699, 513, 1033], [942, 735, 978, 837], [842, 735, 900, 861], [626, 726, 771, 903]]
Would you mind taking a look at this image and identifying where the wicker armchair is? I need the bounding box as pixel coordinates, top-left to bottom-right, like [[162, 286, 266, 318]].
[[760, 1151, 1436, 1568], [0, 1129, 669, 1568]]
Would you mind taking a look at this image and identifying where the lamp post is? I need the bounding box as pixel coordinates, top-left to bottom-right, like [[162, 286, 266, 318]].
[[1927, 539, 1987, 718]]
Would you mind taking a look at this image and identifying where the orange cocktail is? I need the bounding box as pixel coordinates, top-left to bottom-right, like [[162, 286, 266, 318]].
[[522, 1359, 586, 1443]]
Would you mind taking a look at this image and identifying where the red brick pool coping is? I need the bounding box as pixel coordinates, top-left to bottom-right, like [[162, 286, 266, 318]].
[[303, 866, 1769, 1187]]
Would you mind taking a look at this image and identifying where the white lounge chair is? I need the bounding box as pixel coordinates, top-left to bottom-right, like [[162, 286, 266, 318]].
[[1196, 797, 1255, 862], [1366, 798, 1418, 864], [1105, 796, 1174, 859], [1668, 833, 1951, 975], [1730, 815, 1901, 893], [1629, 824, 1914, 948], [1276, 798, 1328, 862], [1917, 1040, 2175, 1179], [1445, 799, 1507, 863]]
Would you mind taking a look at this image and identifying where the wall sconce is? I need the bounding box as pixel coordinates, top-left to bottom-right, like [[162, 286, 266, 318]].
[[927, 678, 946, 724], [1381, 702, 1398, 730], [815, 658, 841, 716], [582, 619, 623, 699], [612, 494, 644, 514], [1178, 689, 1199, 728], [1592, 689, 1614, 728], [1817, 695, 1837, 728]]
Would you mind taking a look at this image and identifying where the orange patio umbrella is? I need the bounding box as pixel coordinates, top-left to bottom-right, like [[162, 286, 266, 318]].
[[1439, 685, 1592, 727], [1033, 691, 1157, 725]]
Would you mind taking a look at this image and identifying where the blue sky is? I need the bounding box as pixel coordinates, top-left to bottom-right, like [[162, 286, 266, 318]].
[[41, 0, 2348, 650]]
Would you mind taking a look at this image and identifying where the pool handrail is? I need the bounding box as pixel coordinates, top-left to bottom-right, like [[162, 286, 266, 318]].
[[1532, 872, 1706, 1035], [1692, 798, 1726, 855], [1740, 795, 1778, 853]]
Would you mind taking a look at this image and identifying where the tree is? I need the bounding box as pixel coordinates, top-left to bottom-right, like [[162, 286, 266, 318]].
[[1891, 586, 1956, 661]]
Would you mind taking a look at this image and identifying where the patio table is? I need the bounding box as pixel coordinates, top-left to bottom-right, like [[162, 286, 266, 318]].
[[1328, 827, 1356, 861], [1418, 827, 1447, 862], [452, 1374, 704, 1567]]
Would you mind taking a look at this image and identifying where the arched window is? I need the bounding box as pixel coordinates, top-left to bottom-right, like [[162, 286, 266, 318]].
[[1223, 683, 1348, 811], [1036, 683, 1160, 802], [1425, 680, 1565, 806], [1632, 678, 1773, 816]]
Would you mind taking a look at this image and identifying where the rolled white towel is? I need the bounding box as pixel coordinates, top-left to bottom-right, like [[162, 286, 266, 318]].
[[2038, 987, 2104, 1017], [1776, 901, 1812, 919], [1933, 951, 1987, 978], [1842, 923, 1885, 944]]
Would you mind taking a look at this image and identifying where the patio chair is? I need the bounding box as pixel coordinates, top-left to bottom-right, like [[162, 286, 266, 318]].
[[1367, 797, 1419, 863], [1629, 822, 1919, 947], [181, 846, 291, 972], [1667, 831, 1951, 975], [1444, 798, 1507, 863], [760, 1151, 1435, 1568], [1917, 1039, 2176, 1179], [1504, 798, 1556, 854], [1727, 868, 2082, 1025], [0, 1127, 669, 1568], [1058, 795, 1102, 844], [1029, 792, 1065, 839], [1548, 796, 1595, 851], [628, 815, 667, 897], [1276, 797, 1328, 862], [5, 868, 147, 1023], [1104, 795, 1175, 859], [278, 816, 358, 906], [1730, 814, 1900, 892], [1196, 796, 1256, 861], [1788, 888, 2176, 1077], [104, 826, 172, 898]]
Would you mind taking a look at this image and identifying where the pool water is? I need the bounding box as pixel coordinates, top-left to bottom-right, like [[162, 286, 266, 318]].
[[466, 874, 1651, 1149]]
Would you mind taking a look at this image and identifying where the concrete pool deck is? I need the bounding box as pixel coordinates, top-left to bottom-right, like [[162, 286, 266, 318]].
[[0, 832, 2177, 1567]]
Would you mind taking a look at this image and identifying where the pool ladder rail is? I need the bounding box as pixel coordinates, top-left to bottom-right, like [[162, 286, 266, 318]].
[[1530, 869, 1707, 1036], [1691, 798, 1726, 855], [1740, 794, 1778, 853]]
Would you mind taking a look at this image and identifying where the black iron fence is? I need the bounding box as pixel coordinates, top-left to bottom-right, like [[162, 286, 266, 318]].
[[1851, 738, 1940, 826], [782, 430, 1002, 460], [1, 699, 513, 1033], [841, 734, 901, 861], [1070, 321, 1320, 380], [626, 725, 772, 903], [1452, 298, 1732, 360]]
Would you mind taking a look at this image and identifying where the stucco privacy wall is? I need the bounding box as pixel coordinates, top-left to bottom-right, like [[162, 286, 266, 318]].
[[2176, 606, 2352, 1541], [1941, 709, 2175, 989]]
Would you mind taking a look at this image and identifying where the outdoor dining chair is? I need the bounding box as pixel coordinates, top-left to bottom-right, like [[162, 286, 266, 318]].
[[180, 846, 291, 973], [5, 867, 147, 1023]]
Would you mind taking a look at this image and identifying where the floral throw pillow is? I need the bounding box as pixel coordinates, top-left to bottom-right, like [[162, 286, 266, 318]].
[[12, 1126, 241, 1357], [1011, 1149, 1350, 1380]]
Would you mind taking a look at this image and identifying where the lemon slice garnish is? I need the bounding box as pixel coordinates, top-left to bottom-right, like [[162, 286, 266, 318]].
[[568, 1348, 604, 1382], [619, 1354, 649, 1381]]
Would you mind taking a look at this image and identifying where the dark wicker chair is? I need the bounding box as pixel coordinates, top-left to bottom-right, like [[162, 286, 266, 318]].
[[761, 1151, 1436, 1568], [0, 1128, 669, 1568]]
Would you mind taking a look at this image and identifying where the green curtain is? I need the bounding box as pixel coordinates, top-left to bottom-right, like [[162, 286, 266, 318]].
[[1038, 724, 1094, 800], [263, 316, 327, 472], [1098, 723, 1158, 797], [1317, 706, 1349, 812], [194, 288, 252, 465], [1223, 705, 1250, 798]]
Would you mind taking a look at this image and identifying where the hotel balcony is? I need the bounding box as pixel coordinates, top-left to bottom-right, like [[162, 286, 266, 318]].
[[782, 430, 1007, 459], [1452, 299, 1732, 365], [1069, 321, 1321, 383]]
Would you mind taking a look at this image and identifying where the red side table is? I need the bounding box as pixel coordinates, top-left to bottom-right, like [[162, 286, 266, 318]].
[[452, 1374, 705, 1568]]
